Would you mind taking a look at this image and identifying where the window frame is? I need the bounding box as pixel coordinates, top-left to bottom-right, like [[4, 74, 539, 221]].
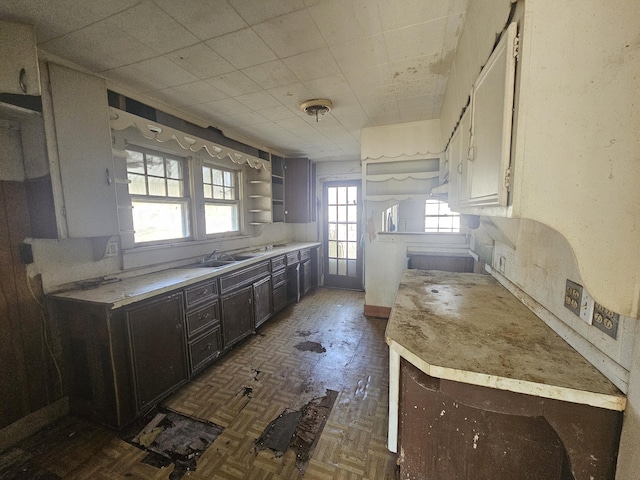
[[424, 199, 461, 233], [201, 161, 242, 237], [125, 144, 192, 246]]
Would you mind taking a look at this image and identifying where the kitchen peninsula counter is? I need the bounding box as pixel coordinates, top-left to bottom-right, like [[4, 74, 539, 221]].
[[385, 270, 625, 479]]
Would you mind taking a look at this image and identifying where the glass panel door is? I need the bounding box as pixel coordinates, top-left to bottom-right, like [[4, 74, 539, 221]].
[[323, 181, 362, 290]]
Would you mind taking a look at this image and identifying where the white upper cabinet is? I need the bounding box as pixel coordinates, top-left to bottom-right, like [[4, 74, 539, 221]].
[[467, 22, 517, 207], [47, 63, 119, 238], [0, 20, 41, 96]]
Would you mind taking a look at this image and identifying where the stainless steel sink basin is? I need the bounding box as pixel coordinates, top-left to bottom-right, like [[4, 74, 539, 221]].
[[195, 259, 237, 268]]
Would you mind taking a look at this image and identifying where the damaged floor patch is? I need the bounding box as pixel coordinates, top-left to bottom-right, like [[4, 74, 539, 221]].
[[255, 389, 338, 473], [294, 340, 326, 353], [120, 406, 223, 479]]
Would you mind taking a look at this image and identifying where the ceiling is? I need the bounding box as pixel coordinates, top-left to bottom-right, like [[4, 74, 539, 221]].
[[1, 0, 468, 162]]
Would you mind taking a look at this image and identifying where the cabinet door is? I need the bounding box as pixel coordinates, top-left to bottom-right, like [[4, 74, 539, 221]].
[[467, 22, 517, 207], [48, 63, 119, 237], [284, 157, 313, 223], [301, 260, 312, 296], [0, 21, 40, 95], [125, 292, 188, 413], [253, 275, 272, 329], [448, 109, 471, 208], [220, 285, 254, 348]]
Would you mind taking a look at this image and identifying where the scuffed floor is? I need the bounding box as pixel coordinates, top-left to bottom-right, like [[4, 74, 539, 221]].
[[6, 288, 398, 479]]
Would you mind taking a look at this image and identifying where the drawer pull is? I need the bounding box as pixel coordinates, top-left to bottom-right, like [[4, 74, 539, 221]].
[[198, 288, 209, 296], [198, 312, 210, 322], [201, 343, 213, 351]]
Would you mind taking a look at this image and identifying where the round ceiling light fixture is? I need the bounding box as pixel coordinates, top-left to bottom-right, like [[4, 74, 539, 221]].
[[301, 98, 333, 122]]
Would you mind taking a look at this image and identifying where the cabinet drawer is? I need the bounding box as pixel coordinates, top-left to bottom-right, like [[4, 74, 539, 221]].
[[271, 255, 286, 272], [188, 328, 221, 373], [185, 281, 217, 308], [286, 251, 299, 265], [272, 269, 287, 287], [299, 248, 311, 261], [219, 261, 270, 294], [185, 302, 219, 338]]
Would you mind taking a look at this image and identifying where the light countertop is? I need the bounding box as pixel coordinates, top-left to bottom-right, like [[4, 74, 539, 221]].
[[51, 242, 320, 309], [386, 270, 625, 411]]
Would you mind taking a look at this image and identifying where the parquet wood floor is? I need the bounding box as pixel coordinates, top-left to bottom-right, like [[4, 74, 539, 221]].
[[12, 288, 398, 479]]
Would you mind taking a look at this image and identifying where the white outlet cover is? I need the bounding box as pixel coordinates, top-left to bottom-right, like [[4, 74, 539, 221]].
[[580, 290, 594, 324]]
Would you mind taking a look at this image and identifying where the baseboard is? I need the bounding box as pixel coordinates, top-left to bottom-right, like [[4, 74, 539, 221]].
[[364, 304, 391, 319], [0, 397, 69, 451]]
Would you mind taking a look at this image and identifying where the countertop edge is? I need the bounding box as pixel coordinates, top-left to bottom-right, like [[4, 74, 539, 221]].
[[387, 339, 626, 411]]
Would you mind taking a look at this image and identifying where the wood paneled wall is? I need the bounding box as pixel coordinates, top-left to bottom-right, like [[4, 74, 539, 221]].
[[0, 180, 61, 429]]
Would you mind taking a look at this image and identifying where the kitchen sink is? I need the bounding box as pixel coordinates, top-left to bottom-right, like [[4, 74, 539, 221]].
[[194, 259, 237, 268]]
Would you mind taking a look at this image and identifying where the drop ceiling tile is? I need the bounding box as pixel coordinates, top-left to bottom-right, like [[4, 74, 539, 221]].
[[242, 60, 297, 90], [353, 83, 396, 103], [192, 97, 252, 118], [206, 27, 277, 69], [256, 104, 298, 121], [360, 98, 400, 118], [394, 76, 438, 99], [205, 71, 262, 97], [110, 1, 199, 54], [377, 0, 449, 32], [389, 55, 443, 83], [235, 91, 282, 110], [146, 80, 228, 107], [104, 57, 199, 92], [344, 64, 394, 91], [442, 11, 466, 58], [253, 9, 326, 58], [304, 74, 352, 98], [396, 93, 438, 111], [164, 43, 235, 79], [308, 0, 383, 46], [267, 82, 314, 105], [384, 18, 448, 62], [283, 48, 341, 83], [81, 0, 141, 18], [218, 111, 269, 127], [229, 0, 306, 25], [153, 0, 247, 40], [329, 34, 388, 73], [39, 20, 156, 71]]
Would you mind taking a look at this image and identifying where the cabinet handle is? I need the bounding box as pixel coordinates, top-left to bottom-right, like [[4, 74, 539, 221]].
[[175, 323, 182, 331], [19, 68, 27, 94], [201, 343, 212, 351], [106, 168, 112, 186], [198, 313, 210, 322], [199, 289, 209, 296], [457, 163, 463, 174]]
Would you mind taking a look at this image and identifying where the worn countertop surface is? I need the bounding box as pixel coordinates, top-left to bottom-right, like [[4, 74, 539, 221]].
[[386, 270, 625, 410], [51, 242, 320, 309]]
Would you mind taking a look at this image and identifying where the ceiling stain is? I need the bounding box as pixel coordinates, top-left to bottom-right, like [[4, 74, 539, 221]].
[[430, 51, 456, 75]]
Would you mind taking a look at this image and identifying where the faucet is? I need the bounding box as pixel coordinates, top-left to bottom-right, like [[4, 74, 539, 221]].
[[203, 249, 219, 263]]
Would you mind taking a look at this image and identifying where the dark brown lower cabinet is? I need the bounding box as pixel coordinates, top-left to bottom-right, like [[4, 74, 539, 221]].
[[124, 292, 188, 414], [253, 275, 272, 329], [220, 285, 254, 348], [301, 259, 311, 295], [399, 359, 622, 480]]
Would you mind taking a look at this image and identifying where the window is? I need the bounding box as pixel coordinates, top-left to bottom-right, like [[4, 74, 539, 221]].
[[126, 147, 190, 244], [424, 199, 460, 233], [202, 164, 240, 235]]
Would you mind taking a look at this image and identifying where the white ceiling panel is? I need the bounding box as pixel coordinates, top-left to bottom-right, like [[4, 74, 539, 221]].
[[1, 0, 470, 162]]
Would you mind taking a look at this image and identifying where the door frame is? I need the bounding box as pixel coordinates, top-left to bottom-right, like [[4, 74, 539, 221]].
[[322, 180, 363, 290]]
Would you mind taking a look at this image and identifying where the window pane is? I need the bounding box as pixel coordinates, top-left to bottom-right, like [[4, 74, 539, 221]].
[[347, 260, 357, 277], [337, 223, 347, 241], [337, 205, 347, 222], [223, 171, 233, 186], [203, 184, 213, 199], [347, 205, 357, 222], [338, 259, 347, 275], [128, 173, 147, 195], [348, 224, 357, 241], [212, 169, 223, 185], [213, 186, 224, 199], [148, 176, 166, 196], [328, 206, 337, 223], [328, 224, 337, 240], [328, 187, 337, 205], [205, 203, 238, 234], [425, 217, 439, 232], [132, 200, 189, 243], [146, 154, 165, 176], [347, 241, 357, 259], [337, 241, 347, 259], [166, 179, 183, 197], [328, 240, 337, 258], [126, 150, 145, 174], [166, 158, 182, 179], [347, 186, 357, 204], [337, 187, 346, 205], [328, 258, 337, 275], [224, 187, 235, 199], [202, 166, 211, 183]]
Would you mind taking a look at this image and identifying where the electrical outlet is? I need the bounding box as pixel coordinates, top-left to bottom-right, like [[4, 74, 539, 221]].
[[592, 303, 619, 339], [564, 280, 582, 317]]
